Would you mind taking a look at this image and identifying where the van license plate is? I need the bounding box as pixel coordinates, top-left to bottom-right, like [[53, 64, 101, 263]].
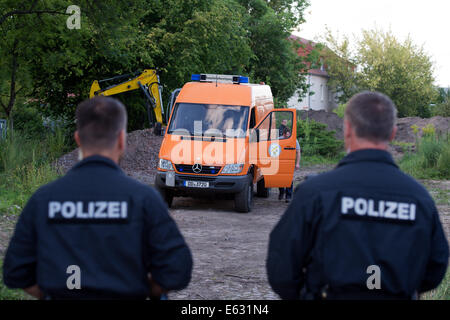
[[184, 181, 209, 188]]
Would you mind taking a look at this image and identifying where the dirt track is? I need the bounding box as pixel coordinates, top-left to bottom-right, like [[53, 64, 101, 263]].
[[168, 190, 287, 300]]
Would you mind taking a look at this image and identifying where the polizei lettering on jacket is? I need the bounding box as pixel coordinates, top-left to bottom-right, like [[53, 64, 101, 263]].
[[48, 201, 128, 222], [341, 197, 416, 221]]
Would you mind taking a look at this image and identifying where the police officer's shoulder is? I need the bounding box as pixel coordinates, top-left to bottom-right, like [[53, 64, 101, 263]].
[[293, 171, 330, 200], [397, 170, 437, 207], [295, 170, 336, 192], [36, 169, 165, 209], [28, 176, 65, 199]]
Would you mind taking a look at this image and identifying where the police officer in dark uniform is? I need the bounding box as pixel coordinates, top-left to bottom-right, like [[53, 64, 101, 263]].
[[3, 97, 193, 299], [267, 91, 449, 300]]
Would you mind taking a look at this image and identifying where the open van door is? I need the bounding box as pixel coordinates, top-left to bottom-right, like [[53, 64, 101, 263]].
[[250, 109, 297, 188]]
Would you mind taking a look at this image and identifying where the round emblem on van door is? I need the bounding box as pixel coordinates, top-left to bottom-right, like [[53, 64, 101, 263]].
[[192, 163, 202, 173], [269, 143, 281, 158]]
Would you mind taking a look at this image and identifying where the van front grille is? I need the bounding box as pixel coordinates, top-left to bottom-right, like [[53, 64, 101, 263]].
[[175, 164, 221, 175]]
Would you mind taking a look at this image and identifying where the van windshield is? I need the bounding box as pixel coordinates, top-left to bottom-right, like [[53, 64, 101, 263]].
[[167, 103, 249, 138]]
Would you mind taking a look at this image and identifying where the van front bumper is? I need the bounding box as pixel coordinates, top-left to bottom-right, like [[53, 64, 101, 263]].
[[155, 171, 248, 194]]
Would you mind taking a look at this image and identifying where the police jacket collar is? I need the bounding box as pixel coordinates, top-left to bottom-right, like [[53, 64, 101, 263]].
[[337, 149, 398, 168], [71, 155, 122, 171]]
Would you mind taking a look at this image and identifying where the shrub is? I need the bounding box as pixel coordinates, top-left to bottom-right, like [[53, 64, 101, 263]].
[[422, 123, 436, 137], [399, 132, 450, 179], [432, 100, 450, 117], [297, 117, 344, 157], [333, 104, 347, 118], [436, 141, 450, 178], [11, 104, 45, 137]]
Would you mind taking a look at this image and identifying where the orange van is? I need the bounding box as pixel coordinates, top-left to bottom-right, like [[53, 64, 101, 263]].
[[155, 74, 297, 212]]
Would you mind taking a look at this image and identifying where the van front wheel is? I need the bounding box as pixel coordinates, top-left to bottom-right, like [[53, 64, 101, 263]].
[[256, 178, 270, 198], [234, 175, 253, 213]]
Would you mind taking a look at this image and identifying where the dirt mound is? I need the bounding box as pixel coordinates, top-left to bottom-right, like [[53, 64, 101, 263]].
[[395, 116, 449, 143], [55, 129, 163, 184], [298, 110, 449, 144], [298, 110, 344, 140]]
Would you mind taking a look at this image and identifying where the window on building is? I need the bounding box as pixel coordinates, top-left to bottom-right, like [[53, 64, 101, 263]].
[[320, 84, 324, 102]]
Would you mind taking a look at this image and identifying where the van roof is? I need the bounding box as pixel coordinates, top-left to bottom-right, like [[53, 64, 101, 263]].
[[176, 82, 272, 106]]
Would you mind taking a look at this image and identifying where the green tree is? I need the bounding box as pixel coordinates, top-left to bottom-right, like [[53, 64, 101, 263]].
[[142, 0, 253, 102], [435, 87, 449, 104], [1, 0, 312, 131], [0, 0, 150, 126], [320, 29, 359, 104], [264, 0, 309, 32], [238, 0, 311, 106], [321, 28, 437, 117], [358, 29, 436, 117]]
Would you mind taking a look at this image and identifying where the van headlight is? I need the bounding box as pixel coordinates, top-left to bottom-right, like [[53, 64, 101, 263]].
[[158, 158, 174, 171], [221, 164, 244, 174]]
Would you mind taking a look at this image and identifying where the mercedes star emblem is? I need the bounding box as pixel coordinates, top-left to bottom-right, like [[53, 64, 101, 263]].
[[192, 163, 202, 173]]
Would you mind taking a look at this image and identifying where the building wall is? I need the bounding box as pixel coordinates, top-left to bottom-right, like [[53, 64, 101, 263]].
[[287, 74, 338, 111]]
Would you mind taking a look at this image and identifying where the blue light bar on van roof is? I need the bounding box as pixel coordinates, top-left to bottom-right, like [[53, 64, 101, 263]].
[[191, 74, 249, 84], [239, 76, 249, 84]]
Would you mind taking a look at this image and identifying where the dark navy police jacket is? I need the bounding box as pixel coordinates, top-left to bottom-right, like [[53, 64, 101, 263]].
[[3, 156, 193, 299], [267, 149, 449, 300]]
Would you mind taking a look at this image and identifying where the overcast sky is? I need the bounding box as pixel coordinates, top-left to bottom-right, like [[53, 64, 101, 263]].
[[293, 0, 450, 87]]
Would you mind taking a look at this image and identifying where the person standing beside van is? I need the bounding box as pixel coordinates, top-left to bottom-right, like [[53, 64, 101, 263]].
[[278, 128, 301, 203]]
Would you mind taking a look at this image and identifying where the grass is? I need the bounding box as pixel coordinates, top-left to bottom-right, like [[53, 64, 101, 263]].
[[0, 129, 67, 216], [399, 133, 450, 180], [301, 153, 343, 167], [426, 187, 450, 206], [0, 129, 65, 300], [391, 140, 415, 153]]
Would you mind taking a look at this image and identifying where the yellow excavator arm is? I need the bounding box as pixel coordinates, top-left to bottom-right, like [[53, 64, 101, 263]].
[[89, 69, 165, 128]]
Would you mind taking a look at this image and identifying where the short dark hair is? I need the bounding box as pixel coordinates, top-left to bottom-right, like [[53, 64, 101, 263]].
[[345, 91, 397, 142], [76, 97, 127, 150]]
